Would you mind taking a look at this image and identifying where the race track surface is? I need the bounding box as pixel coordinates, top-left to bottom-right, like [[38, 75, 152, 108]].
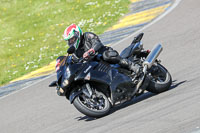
[[1, 0, 200, 133]]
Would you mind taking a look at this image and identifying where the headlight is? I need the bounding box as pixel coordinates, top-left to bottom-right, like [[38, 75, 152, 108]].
[[56, 87, 65, 96], [59, 88, 64, 93], [62, 79, 69, 86]]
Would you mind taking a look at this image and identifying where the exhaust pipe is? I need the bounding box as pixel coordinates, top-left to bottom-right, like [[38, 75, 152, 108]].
[[136, 44, 163, 91], [143, 44, 163, 69]]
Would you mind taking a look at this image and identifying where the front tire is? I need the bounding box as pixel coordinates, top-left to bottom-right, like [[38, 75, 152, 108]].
[[146, 64, 172, 94], [73, 90, 111, 118]]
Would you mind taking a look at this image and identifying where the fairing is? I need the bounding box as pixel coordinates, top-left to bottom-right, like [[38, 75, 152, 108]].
[[56, 56, 137, 104], [73, 61, 136, 103]]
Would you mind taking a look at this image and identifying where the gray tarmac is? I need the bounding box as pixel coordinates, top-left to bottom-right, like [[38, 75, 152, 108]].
[[0, 0, 200, 133]]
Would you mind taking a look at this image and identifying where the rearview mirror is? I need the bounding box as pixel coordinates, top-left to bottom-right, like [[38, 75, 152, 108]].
[[67, 46, 75, 54], [49, 81, 57, 87]]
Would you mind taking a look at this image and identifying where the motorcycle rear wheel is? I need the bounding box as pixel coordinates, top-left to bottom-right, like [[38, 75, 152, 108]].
[[146, 64, 172, 94], [73, 90, 111, 118]]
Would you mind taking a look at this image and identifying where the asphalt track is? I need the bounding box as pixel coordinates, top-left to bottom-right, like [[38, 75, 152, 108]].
[[1, 0, 200, 133]]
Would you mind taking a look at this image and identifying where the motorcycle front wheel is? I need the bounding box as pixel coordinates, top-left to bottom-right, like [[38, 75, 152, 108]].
[[73, 90, 111, 118], [146, 63, 172, 94]]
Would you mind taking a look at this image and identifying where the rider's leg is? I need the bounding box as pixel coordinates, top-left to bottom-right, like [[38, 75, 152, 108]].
[[103, 49, 141, 74], [118, 58, 141, 74]]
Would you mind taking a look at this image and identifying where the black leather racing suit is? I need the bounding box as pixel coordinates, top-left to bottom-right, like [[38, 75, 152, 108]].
[[72, 32, 139, 73]]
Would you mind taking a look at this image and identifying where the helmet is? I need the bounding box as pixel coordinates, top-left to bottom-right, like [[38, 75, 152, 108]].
[[63, 24, 83, 49]]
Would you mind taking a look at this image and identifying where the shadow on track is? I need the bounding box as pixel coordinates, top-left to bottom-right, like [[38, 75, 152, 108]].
[[75, 116, 96, 121], [75, 80, 187, 121], [170, 80, 187, 90]]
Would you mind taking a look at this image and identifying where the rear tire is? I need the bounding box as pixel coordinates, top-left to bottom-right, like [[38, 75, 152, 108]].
[[73, 90, 111, 118], [146, 64, 172, 94]]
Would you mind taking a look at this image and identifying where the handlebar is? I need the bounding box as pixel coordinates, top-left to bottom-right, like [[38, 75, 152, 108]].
[[79, 53, 99, 63]]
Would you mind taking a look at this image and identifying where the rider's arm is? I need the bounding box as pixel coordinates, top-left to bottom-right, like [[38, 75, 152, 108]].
[[85, 32, 104, 52]]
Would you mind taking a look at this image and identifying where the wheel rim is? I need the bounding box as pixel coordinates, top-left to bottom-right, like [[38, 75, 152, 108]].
[[150, 65, 169, 84], [77, 91, 108, 111]]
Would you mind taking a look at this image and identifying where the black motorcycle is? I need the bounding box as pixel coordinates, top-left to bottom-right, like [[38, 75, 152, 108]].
[[49, 33, 172, 118]]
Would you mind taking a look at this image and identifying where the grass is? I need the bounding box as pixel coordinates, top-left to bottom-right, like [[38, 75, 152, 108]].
[[0, 0, 130, 86]]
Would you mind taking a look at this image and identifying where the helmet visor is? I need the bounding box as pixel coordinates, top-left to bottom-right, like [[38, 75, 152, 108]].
[[67, 36, 78, 47]]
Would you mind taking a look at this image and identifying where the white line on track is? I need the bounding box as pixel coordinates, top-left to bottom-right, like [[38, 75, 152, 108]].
[[111, 0, 182, 48], [0, 73, 56, 100], [0, 0, 182, 100]]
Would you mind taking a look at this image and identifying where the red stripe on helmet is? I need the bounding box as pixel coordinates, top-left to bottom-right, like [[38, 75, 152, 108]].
[[65, 24, 77, 36]]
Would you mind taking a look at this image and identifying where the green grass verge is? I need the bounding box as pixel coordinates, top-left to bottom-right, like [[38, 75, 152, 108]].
[[0, 0, 130, 86]]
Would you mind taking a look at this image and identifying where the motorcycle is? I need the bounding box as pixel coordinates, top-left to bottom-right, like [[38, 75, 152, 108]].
[[49, 33, 172, 118]]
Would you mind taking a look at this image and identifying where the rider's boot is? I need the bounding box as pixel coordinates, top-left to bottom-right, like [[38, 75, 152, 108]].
[[119, 58, 141, 75]]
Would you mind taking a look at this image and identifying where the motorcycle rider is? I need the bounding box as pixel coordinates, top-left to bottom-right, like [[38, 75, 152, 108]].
[[63, 24, 141, 74]]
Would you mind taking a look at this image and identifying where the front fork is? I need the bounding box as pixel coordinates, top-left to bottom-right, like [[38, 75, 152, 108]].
[[68, 83, 95, 104], [69, 83, 113, 106]]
